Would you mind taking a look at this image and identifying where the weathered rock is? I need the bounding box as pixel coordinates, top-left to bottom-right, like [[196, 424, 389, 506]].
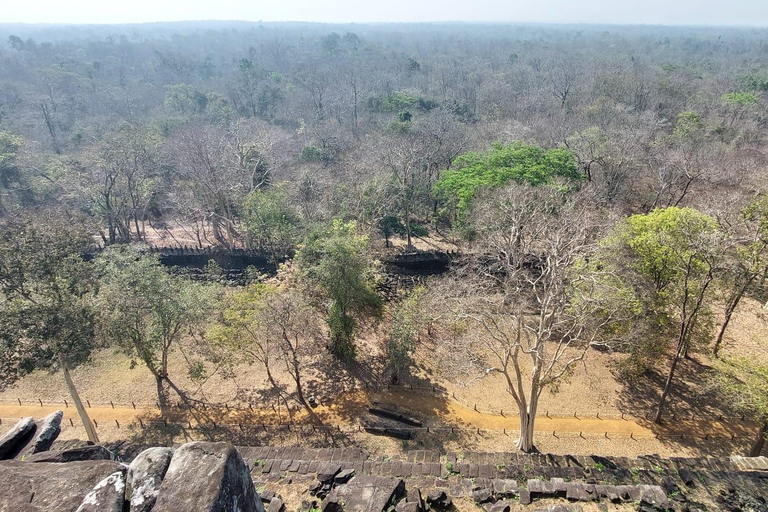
[[677, 468, 696, 488], [0, 459, 125, 511], [637, 485, 670, 510], [0, 416, 35, 460], [23, 411, 63, 457], [472, 488, 494, 504], [25, 445, 117, 463], [395, 501, 421, 512], [76, 469, 127, 512], [485, 500, 511, 512], [528, 479, 544, 495], [549, 478, 567, 496], [519, 490, 531, 505], [127, 447, 174, 512], [259, 490, 276, 503], [152, 442, 265, 512], [322, 476, 405, 512], [565, 482, 596, 502], [316, 462, 342, 484], [425, 490, 451, 509], [492, 479, 519, 498], [300, 500, 319, 512], [334, 468, 356, 484], [268, 497, 284, 512], [361, 414, 414, 440]]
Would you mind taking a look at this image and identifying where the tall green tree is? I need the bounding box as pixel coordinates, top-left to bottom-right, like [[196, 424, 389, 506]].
[[242, 188, 301, 270], [296, 220, 383, 359], [385, 286, 427, 384], [434, 142, 581, 219], [96, 246, 217, 407], [0, 212, 99, 442], [598, 207, 724, 423]]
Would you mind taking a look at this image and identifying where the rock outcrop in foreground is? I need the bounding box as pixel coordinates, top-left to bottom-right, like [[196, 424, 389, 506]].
[[0, 414, 265, 512]]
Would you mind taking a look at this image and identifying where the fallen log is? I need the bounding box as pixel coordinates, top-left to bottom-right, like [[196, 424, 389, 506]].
[[368, 406, 423, 427], [361, 414, 414, 440]]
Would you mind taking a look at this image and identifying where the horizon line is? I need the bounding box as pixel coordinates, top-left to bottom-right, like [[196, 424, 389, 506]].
[[2, 19, 768, 29]]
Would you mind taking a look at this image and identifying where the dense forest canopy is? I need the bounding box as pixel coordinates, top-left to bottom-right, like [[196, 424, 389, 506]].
[[1, 22, 768, 237]]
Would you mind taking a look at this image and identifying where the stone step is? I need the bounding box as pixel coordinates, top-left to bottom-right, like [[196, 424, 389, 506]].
[[235, 446, 767, 477], [730, 455, 768, 471]]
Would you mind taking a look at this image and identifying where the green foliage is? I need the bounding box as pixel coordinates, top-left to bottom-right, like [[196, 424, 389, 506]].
[[713, 357, 768, 427], [743, 195, 768, 236], [386, 286, 426, 382], [207, 283, 271, 356], [187, 360, 207, 382], [242, 188, 301, 264], [164, 84, 235, 124], [377, 215, 406, 245], [386, 120, 412, 134], [296, 220, 383, 358], [741, 73, 768, 92], [672, 111, 704, 141], [96, 246, 218, 388], [0, 131, 21, 186], [0, 131, 27, 211], [721, 92, 760, 108], [597, 207, 722, 374], [299, 144, 337, 166], [164, 83, 209, 114], [616, 207, 719, 293], [368, 91, 437, 114], [203, 259, 225, 281], [410, 223, 428, 237], [0, 213, 96, 386], [434, 142, 581, 218]]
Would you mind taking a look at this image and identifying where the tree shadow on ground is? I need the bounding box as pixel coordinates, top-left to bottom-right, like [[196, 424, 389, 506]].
[[615, 356, 760, 456], [616, 357, 734, 420]]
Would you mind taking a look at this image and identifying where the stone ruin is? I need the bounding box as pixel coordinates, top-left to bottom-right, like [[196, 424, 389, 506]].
[[1, 412, 767, 511]]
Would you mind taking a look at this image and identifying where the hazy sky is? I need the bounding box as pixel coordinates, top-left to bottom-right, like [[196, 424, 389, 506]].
[[4, 0, 768, 26]]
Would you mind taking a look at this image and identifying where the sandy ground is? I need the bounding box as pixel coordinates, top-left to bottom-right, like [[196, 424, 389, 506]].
[[0, 385, 758, 458]]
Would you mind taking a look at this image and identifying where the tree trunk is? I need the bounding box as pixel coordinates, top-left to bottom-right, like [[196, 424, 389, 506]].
[[163, 375, 191, 405], [264, 365, 293, 423], [155, 374, 167, 409], [655, 340, 684, 424], [516, 406, 536, 453], [714, 287, 747, 358], [58, 354, 99, 443], [294, 375, 322, 425], [749, 422, 767, 457], [404, 193, 413, 251]]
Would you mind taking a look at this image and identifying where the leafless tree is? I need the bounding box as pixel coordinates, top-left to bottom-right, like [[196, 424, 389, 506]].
[[436, 185, 623, 452]]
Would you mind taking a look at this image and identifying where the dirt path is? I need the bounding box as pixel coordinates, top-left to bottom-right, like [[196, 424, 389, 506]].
[[0, 389, 756, 441]]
